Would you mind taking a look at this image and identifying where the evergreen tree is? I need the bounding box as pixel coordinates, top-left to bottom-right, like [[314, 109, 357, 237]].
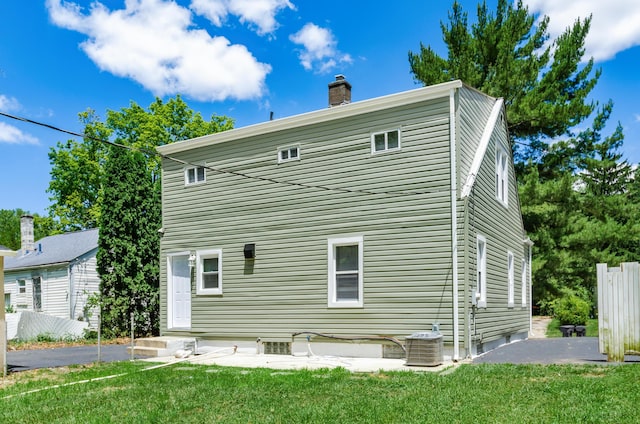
[[408, 0, 600, 162], [97, 145, 161, 337]]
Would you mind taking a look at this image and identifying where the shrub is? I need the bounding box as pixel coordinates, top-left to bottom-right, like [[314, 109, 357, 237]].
[[552, 295, 590, 325]]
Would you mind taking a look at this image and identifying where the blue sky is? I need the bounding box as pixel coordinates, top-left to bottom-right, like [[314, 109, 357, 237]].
[[1, 0, 639, 215]]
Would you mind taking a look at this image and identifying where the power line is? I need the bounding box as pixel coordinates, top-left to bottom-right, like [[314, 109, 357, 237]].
[[0, 111, 454, 198]]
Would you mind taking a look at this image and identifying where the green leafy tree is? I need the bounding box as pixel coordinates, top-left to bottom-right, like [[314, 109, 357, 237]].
[[97, 146, 161, 337], [48, 96, 233, 230], [0, 209, 60, 250], [48, 110, 111, 231], [408, 0, 600, 161]]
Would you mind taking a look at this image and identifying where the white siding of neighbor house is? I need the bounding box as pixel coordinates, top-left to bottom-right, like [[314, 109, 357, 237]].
[[70, 251, 99, 325]]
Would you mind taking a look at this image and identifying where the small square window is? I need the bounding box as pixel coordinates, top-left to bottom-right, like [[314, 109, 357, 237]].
[[371, 129, 401, 153], [185, 166, 206, 185], [196, 249, 222, 295], [278, 146, 300, 163]]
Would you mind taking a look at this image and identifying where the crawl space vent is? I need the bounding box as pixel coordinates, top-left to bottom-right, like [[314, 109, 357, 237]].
[[263, 341, 291, 355], [405, 332, 443, 367]]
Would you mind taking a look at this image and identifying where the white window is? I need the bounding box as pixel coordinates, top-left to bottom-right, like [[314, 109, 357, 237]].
[[185, 166, 206, 185], [495, 148, 508, 205], [507, 251, 514, 308], [278, 145, 300, 163], [18, 279, 26, 294], [328, 236, 363, 308], [521, 259, 527, 307], [476, 235, 487, 308], [371, 129, 401, 153], [196, 249, 222, 295]]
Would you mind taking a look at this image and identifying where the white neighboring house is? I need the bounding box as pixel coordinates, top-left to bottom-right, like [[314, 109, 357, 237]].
[[3, 216, 100, 326]]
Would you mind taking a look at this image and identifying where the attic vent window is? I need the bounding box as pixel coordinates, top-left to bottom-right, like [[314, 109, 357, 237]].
[[278, 146, 300, 163], [185, 166, 206, 185], [371, 129, 401, 154]]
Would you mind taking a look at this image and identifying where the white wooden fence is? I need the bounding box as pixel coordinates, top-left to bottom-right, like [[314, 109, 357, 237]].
[[596, 262, 640, 362]]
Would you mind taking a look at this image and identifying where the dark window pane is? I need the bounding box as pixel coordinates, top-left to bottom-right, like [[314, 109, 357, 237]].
[[290, 148, 298, 158], [203, 273, 219, 289], [196, 167, 205, 181], [336, 273, 359, 301], [187, 169, 195, 184], [203, 258, 218, 272], [281, 150, 289, 160], [387, 131, 399, 149], [336, 245, 358, 271], [374, 133, 385, 151]]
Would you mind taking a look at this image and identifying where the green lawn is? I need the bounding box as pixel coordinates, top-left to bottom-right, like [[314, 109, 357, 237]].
[[2, 360, 639, 423], [546, 318, 599, 337]]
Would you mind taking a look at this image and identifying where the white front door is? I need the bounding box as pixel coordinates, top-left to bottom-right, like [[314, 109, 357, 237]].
[[169, 254, 191, 329]]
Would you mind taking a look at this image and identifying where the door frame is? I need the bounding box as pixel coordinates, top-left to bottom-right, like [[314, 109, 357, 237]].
[[166, 252, 192, 330]]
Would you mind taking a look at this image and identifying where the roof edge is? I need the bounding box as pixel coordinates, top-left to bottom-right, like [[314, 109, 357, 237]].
[[460, 98, 505, 198], [158, 80, 464, 155]]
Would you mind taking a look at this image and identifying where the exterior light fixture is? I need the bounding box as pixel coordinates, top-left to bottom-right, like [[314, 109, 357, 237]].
[[244, 244, 255, 259], [188, 253, 196, 269]]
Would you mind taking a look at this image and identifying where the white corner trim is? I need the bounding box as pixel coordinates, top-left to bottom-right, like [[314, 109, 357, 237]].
[[450, 88, 460, 362], [460, 98, 504, 198]]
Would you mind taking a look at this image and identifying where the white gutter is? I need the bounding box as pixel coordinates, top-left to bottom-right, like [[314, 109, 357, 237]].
[[449, 88, 460, 361]]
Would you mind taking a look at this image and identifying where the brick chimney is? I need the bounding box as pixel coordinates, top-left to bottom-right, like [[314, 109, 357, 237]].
[[20, 215, 35, 254], [328, 74, 351, 107]]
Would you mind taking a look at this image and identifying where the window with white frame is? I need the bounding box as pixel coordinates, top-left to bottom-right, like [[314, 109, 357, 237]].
[[278, 145, 300, 163], [196, 249, 222, 295], [476, 235, 487, 308], [371, 129, 400, 153], [507, 251, 514, 308], [18, 279, 26, 294], [185, 166, 206, 185], [495, 147, 508, 205], [328, 236, 363, 308], [521, 258, 527, 307]]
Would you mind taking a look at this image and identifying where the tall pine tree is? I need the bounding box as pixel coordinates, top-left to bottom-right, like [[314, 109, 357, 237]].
[[408, 0, 599, 163], [97, 145, 161, 337]]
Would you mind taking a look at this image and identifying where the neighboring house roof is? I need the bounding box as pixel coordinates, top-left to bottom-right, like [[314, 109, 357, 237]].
[[4, 229, 99, 271]]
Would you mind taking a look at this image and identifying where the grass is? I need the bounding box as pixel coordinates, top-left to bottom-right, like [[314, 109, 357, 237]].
[[546, 318, 599, 337], [2, 361, 639, 423]]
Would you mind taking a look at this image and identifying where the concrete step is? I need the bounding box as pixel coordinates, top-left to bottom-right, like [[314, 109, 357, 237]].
[[128, 336, 196, 357]]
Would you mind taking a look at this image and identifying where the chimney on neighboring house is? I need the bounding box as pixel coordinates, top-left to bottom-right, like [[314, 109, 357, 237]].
[[20, 215, 35, 254], [328, 74, 351, 107]]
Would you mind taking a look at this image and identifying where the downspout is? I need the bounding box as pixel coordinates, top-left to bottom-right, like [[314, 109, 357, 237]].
[[449, 88, 460, 361], [462, 195, 470, 358]]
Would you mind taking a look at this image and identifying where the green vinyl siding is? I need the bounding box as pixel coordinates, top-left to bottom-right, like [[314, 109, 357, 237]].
[[159, 83, 530, 354], [461, 107, 530, 345], [160, 96, 457, 341]]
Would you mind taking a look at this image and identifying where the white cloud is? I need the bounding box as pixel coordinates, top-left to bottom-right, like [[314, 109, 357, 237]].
[[524, 0, 640, 62], [289, 23, 352, 73], [46, 0, 271, 102], [0, 95, 20, 112], [0, 122, 39, 145], [191, 0, 294, 35]]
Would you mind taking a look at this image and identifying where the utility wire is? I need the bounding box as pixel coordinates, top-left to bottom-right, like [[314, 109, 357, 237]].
[[1, 110, 468, 198]]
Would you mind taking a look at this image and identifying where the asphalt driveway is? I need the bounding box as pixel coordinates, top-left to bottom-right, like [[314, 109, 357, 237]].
[[7, 337, 639, 372], [473, 337, 640, 364], [7, 344, 134, 372]]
